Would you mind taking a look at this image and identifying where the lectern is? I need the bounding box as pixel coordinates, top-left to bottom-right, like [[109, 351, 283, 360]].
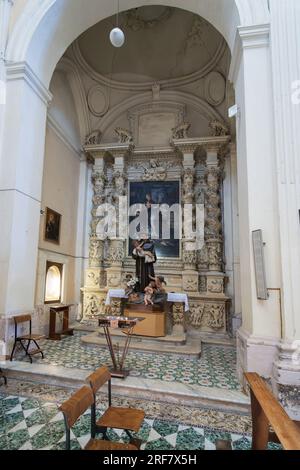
[[48, 304, 74, 340]]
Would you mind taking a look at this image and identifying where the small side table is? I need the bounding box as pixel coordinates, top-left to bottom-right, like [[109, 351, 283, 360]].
[[99, 316, 144, 379], [48, 305, 74, 341]]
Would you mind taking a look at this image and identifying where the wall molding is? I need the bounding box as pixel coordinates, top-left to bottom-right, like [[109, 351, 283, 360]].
[[229, 23, 270, 83], [6, 61, 52, 105], [47, 112, 82, 158], [99, 90, 225, 137], [56, 57, 91, 142], [72, 39, 228, 93]]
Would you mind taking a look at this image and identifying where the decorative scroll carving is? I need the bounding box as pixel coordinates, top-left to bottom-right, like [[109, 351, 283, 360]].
[[172, 122, 191, 140], [209, 120, 229, 137], [142, 159, 167, 181], [114, 127, 133, 144], [85, 130, 102, 146]]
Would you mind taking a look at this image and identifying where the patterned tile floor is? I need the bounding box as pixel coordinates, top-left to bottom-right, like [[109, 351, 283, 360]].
[[0, 391, 281, 451], [13, 332, 241, 391]]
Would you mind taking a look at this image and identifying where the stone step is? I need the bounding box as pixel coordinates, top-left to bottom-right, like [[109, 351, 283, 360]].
[[0, 360, 250, 414], [81, 331, 201, 357]]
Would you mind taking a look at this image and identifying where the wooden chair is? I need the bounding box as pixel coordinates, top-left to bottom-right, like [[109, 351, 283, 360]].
[[59, 385, 138, 450], [245, 372, 300, 450], [0, 368, 7, 385], [86, 366, 145, 447], [10, 315, 44, 363]]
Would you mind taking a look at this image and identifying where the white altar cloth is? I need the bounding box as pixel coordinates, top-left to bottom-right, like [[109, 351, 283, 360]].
[[167, 293, 189, 312], [105, 289, 127, 306]]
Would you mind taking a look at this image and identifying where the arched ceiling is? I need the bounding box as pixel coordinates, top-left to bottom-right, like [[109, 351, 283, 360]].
[[76, 6, 228, 84]]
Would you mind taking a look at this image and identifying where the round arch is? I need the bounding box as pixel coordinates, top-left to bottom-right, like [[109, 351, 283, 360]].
[[7, 0, 270, 87]]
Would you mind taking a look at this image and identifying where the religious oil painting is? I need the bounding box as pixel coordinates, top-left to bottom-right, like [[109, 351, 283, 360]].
[[129, 181, 180, 258], [44, 207, 61, 244]]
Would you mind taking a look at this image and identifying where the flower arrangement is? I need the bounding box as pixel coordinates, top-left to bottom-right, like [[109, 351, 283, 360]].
[[125, 276, 139, 296]]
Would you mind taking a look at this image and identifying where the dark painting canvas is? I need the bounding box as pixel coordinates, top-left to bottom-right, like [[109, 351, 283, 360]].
[[129, 181, 180, 258]]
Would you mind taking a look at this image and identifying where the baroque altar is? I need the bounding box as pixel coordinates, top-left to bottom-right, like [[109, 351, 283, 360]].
[[81, 128, 231, 339]]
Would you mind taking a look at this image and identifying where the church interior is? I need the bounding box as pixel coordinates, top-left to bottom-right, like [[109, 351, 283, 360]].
[[0, 1, 299, 453]]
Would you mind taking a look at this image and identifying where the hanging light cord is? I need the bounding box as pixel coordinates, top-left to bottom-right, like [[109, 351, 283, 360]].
[[117, 0, 120, 28]]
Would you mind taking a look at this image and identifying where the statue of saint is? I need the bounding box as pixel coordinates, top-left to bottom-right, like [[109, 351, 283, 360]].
[[132, 235, 157, 292]]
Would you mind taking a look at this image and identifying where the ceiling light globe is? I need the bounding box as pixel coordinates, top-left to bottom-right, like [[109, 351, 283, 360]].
[[110, 27, 125, 47]]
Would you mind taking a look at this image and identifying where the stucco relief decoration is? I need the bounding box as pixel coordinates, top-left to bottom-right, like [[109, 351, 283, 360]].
[[207, 277, 224, 294], [89, 238, 104, 268], [106, 299, 122, 316], [87, 271, 100, 287], [185, 17, 205, 49], [204, 72, 226, 106], [87, 86, 109, 117], [206, 304, 225, 330], [189, 303, 205, 328], [114, 127, 133, 144], [124, 7, 173, 32], [113, 171, 126, 197], [189, 303, 225, 330], [182, 168, 195, 204], [85, 130, 102, 146], [172, 122, 191, 140], [183, 276, 198, 292], [84, 294, 101, 318], [209, 120, 229, 137], [91, 170, 106, 236], [108, 239, 125, 264], [142, 159, 168, 181], [108, 273, 122, 288], [172, 303, 185, 326]]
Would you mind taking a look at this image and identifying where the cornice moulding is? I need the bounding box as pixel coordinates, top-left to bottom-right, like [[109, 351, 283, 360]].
[[47, 113, 81, 158], [72, 39, 227, 92], [6, 61, 52, 105], [229, 23, 270, 83]]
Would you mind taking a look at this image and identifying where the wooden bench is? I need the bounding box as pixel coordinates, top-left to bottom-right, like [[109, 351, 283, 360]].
[[245, 372, 300, 450]]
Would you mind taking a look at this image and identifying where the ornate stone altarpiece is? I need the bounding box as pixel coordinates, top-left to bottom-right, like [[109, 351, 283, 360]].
[[81, 132, 231, 338]]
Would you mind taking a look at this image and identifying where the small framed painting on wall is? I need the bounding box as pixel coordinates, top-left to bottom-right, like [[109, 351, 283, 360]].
[[44, 207, 61, 245]]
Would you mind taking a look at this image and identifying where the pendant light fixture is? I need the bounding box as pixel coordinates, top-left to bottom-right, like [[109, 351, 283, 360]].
[[110, 0, 125, 48]]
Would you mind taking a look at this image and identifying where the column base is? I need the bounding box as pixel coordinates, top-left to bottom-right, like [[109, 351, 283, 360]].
[[237, 328, 300, 419]]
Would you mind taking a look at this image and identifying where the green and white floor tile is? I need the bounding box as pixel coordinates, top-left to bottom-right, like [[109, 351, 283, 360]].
[[0, 392, 281, 451], [13, 332, 241, 391]]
